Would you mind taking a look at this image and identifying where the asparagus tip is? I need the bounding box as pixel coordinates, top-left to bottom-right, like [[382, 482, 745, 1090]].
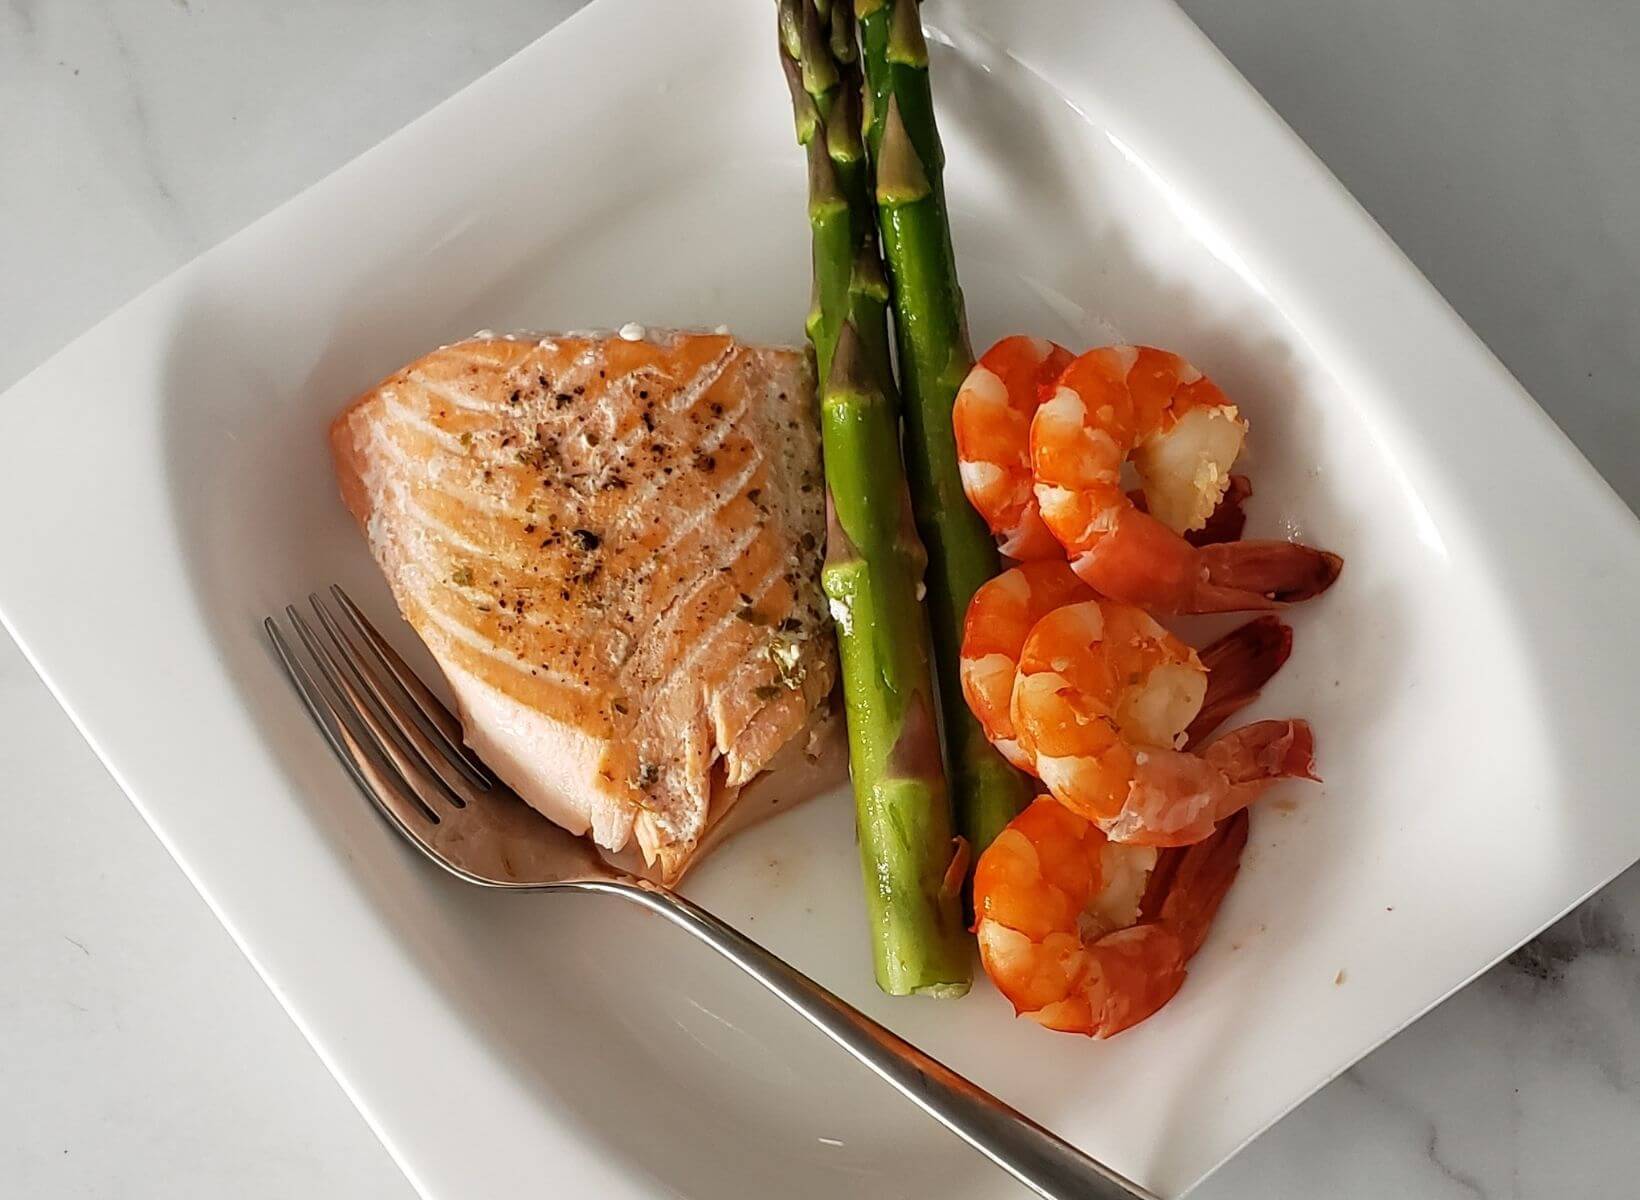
[[850, 240, 890, 302], [830, 0, 858, 64], [875, 94, 932, 204], [799, 0, 841, 98], [777, 0, 803, 61], [827, 66, 865, 163], [780, 46, 820, 145], [887, 688, 943, 786], [806, 131, 847, 214], [826, 316, 870, 396], [886, 0, 929, 68], [821, 488, 860, 571], [806, 271, 824, 326]]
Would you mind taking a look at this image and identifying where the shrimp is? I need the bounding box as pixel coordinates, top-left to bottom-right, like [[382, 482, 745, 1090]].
[[974, 795, 1248, 1036], [962, 561, 1294, 774], [1010, 598, 1316, 845], [959, 560, 1092, 770], [1031, 345, 1342, 612], [954, 336, 1076, 559]]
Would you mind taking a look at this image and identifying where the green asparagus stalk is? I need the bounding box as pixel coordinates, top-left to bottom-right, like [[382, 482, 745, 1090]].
[[858, 0, 1030, 863], [778, 0, 970, 996]]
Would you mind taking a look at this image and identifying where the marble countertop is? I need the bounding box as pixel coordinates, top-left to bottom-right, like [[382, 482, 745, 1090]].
[[4, 2, 1638, 1197]]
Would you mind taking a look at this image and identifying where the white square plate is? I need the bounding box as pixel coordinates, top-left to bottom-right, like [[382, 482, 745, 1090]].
[[5, 1, 1640, 1195]]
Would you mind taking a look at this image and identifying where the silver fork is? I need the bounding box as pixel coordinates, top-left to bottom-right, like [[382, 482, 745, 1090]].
[[266, 586, 1155, 1200]]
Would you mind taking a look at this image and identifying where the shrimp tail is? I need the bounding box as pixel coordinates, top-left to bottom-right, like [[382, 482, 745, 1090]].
[[1159, 809, 1250, 959], [1204, 717, 1318, 782], [1203, 718, 1318, 824], [1087, 813, 1249, 1035], [1074, 513, 1340, 614], [1194, 540, 1343, 610], [1139, 808, 1251, 926], [1137, 847, 1183, 923], [1081, 925, 1189, 1038], [1187, 616, 1293, 747]]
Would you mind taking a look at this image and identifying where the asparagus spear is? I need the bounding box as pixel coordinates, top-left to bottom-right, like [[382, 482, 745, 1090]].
[[782, 0, 893, 393], [778, 0, 970, 996], [858, 0, 1030, 862]]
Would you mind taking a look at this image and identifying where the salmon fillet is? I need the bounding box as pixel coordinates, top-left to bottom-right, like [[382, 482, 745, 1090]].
[[331, 328, 837, 882]]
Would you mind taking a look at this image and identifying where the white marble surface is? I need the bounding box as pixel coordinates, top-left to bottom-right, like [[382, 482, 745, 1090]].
[[3, 1, 1638, 1197]]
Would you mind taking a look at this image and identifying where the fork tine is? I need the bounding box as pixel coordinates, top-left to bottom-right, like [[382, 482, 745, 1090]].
[[286, 605, 468, 816], [330, 585, 495, 786], [265, 616, 442, 834], [308, 593, 484, 795]]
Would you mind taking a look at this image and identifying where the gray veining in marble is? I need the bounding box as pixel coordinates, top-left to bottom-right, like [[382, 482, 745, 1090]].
[[4, 2, 1639, 1198]]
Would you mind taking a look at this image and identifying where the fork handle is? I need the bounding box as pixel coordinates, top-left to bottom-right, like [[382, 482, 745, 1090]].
[[607, 883, 1157, 1200]]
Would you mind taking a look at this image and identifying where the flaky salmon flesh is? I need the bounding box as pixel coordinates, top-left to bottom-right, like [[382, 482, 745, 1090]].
[[331, 329, 838, 882]]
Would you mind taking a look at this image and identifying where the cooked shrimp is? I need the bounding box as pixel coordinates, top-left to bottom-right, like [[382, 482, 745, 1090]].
[[1031, 346, 1342, 612], [955, 336, 1075, 559], [961, 560, 1291, 771], [1010, 598, 1316, 845], [959, 560, 1092, 770], [974, 796, 1248, 1036]]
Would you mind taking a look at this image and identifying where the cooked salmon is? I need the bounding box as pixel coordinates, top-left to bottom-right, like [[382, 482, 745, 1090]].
[[331, 328, 837, 882]]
